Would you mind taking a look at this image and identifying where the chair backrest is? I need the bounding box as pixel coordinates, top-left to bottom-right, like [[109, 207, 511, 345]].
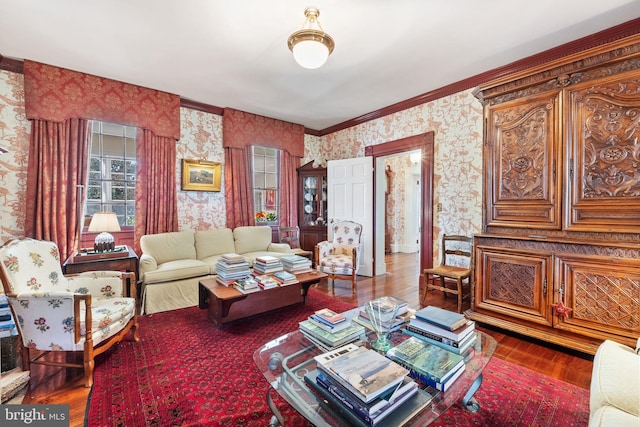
[[440, 234, 473, 269], [0, 238, 68, 295], [278, 226, 302, 249], [331, 221, 363, 253]]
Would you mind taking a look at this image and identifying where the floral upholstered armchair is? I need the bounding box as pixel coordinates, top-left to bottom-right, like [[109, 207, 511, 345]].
[[315, 220, 363, 293], [0, 238, 139, 387]]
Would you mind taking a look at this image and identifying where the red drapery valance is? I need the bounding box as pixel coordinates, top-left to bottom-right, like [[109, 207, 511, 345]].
[[222, 108, 304, 157], [24, 60, 180, 140]]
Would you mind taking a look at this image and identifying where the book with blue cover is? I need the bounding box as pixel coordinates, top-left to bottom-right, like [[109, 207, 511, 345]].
[[386, 336, 465, 384], [414, 305, 467, 331]]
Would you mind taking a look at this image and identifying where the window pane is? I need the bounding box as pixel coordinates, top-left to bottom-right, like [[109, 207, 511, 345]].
[[83, 121, 136, 227], [253, 156, 265, 173], [265, 173, 277, 188], [111, 186, 125, 201], [265, 156, 277, 173], [253, 173, 265, 188]]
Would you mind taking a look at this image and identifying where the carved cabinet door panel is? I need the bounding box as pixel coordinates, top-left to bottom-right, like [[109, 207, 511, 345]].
[[475, 245, 553, 326], [555, 254, 640, 345], [485, 90, 562, 229], [564, 70, 640, 232]]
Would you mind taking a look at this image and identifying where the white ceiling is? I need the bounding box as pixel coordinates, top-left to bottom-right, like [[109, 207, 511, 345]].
[[2, 0, 640, 131]]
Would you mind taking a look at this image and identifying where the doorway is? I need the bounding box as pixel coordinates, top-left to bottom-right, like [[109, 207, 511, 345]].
[[364, 132, 434, 278]]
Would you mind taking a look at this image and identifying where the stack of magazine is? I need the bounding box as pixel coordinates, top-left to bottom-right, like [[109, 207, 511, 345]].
[[386, 336, 466, 392], [253, 255, 284, 274], [404, 305, 477, 356], [353, 296, 414, 333], [304, 343, 433, 426], [215, 254, 251, 286], [0, 295, 17, 338], [280, 254, 312, 273], [299, 308, 365, 351]]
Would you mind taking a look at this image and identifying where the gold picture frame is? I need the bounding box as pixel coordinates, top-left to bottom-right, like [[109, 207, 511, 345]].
[[181, 159, 222, 192]]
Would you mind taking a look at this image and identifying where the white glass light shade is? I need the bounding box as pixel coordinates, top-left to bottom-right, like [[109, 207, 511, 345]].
[[288, 7, 334, 70], [292, 39, 330, 69]]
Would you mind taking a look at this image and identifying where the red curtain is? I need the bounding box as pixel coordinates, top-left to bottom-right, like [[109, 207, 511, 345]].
[[222, 108, 304, 228], [24, 119, 91, 261], [224, 147, 253, 229], [23, 60, 180, 140], [134, 129, 179, 253], [23, 60, 180, 255]]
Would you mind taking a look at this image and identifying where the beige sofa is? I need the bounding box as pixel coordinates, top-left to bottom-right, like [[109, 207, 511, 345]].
[[139, 226, 293, 314], [589, 339, 640, 426]]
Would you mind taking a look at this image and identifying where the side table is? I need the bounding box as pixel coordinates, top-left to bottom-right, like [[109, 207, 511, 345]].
[[63, 246, 139, 298]]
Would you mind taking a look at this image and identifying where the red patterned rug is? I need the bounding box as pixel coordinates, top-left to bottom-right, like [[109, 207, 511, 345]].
[[86, 288, 589, 426]]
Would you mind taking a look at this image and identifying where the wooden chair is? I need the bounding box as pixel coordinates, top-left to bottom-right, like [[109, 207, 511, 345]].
[[278, 226, 313, 260], [0, 238, 139, 387], [422, 234, 473, 313], [315, 221, 363, 293]]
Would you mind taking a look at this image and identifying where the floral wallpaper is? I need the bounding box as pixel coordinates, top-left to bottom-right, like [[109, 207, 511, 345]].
[[0, 70, 29, 243], [177, 108, 226, 230], [0, 68, 484, 264]]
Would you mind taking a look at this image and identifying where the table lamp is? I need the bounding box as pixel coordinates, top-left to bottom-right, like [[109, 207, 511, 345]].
[[88, 212, 121, 252]]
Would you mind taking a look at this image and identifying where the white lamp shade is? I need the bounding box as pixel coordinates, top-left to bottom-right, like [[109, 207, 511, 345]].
[[292, 40, 330, 69], [88, 212, 121, 233]]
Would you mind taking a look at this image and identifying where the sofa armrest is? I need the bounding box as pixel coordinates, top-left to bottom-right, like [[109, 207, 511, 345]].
[[139, 253, 158, 282], [267, 243, 293, 253], [590, 339, 640, 420]]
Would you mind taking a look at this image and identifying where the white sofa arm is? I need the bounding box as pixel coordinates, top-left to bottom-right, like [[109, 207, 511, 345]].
[[268, 243, 294, 253], [139, 253, 158, 282], [590, 339, 640, 425]]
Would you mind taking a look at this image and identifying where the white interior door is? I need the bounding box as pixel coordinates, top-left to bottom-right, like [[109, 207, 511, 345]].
[[327, 157, 373, 277]]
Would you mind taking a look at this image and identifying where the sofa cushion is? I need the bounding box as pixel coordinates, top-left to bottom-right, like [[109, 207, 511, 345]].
[[590, 339, 640, 421], [140, 230, 196, 265], [200, 255, 224, 274], [142, 259, 210, 284], [589, 406, 639, 427], [233, 226, 273, 254], [195, 229, 236, 260]]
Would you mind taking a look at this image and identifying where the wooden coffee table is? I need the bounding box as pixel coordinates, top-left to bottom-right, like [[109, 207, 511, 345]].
[[199, 271, 327, 327]]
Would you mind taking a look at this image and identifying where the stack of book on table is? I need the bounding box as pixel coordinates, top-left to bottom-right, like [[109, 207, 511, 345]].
[[404, 305, 477, 356], [252, 273, 279, 289], [215, 254, 252, 286], [386, 336, 466, 392], [233, 276, 260, 294], [304, 343, 433, 426], [272, 270, 298, 286], [299, 308, 365, 351], [280, 254, 312, 274], [253, 255, 284, 274], [0, 295, 17, 338], [353, 296, 414, 332]]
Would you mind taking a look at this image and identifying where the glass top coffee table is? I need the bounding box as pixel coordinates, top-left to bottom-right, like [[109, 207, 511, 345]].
[[254, 327, 497, 426]]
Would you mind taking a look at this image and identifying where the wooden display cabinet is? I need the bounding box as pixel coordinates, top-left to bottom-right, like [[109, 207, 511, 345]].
[[297, 161, 327, 251]]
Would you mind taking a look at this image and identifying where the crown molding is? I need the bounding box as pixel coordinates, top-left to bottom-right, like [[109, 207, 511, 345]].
[[3, 17, 640, 136]]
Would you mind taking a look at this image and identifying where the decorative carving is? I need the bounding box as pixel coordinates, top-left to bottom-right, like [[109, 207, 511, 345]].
[[577, 83, 640, 199], [489, 260, 535, 307], [573, 272, 640, 329], [482, 56, 640, 106], [496, 106, 548, 199]]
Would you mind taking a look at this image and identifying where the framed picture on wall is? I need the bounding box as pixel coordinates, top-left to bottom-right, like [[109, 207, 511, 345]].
[[181, 159, 222, 191]]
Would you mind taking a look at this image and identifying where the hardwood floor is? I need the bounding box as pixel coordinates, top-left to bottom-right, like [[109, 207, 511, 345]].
[[15, 252, 594, 427]]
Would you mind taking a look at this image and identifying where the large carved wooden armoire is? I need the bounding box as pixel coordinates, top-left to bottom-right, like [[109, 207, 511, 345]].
[[467, 34, 640, 354]]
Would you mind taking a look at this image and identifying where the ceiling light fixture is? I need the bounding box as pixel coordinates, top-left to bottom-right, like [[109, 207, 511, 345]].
[[287, 7, 335, 69]]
